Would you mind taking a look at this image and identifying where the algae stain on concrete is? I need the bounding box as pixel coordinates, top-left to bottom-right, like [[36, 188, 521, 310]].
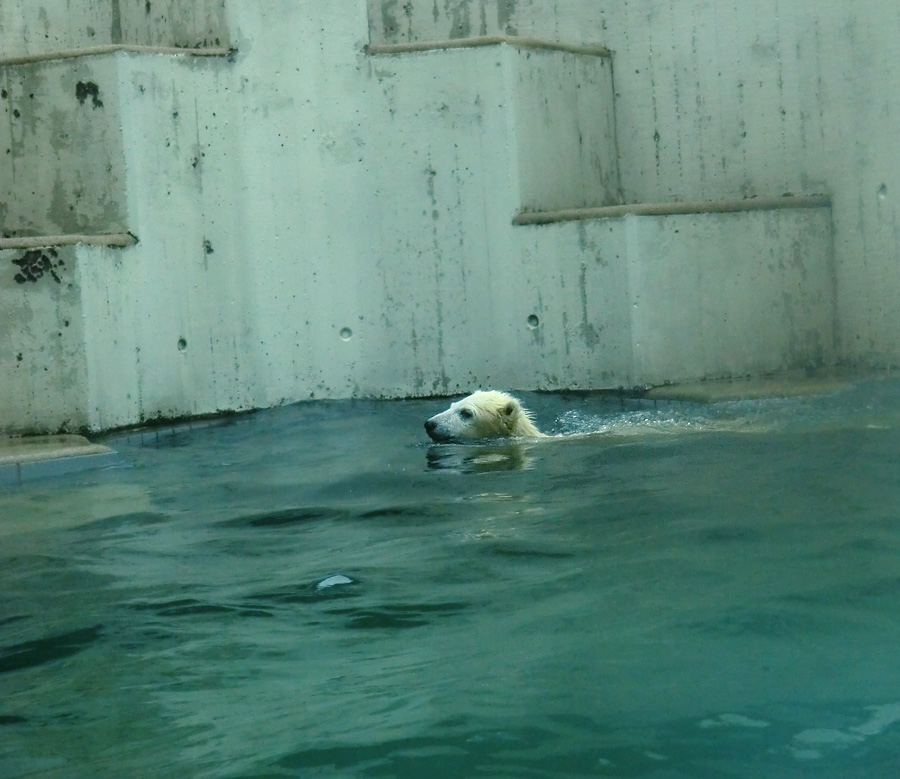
[[11, 248, 65, 284], [497, 0, 518, 33], [578, 261, 602, 348], [75, 81, 103, 109], [110, 0, 123, 43], [449, 0, 473, 38]]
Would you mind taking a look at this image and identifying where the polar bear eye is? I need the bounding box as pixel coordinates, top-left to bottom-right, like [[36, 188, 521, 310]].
[[459, 408, 474, 420]]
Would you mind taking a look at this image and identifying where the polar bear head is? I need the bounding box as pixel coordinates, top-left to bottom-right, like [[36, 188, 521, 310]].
[[424, 390, 545, 442]]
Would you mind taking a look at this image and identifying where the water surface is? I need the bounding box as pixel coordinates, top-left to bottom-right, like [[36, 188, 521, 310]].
[[2, 381, 900, 777]]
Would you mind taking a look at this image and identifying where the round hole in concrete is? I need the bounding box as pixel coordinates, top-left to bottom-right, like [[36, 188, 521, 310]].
[[339, 327, 353, 341], [526, 314, 540, 329], [878, 183, 888, 200], [177, 337, 188, 351]]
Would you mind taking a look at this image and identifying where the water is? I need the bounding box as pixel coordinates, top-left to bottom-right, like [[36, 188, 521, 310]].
[[3, 380, 900, 778]]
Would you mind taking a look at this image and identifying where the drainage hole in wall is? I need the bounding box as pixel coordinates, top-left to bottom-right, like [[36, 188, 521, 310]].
[[526, 314, 540, 329], [339, 327, 353, 341], [177, 337, 188, 351]]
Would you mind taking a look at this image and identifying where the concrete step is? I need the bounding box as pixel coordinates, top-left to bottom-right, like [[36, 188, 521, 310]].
[[0, 46, 232, 238], [514, 198, 835, 388], [2, 1, 229, 61], [367, 34, 621, 215], [1, 231, 260, 435], [0, 234, 137, 250], [0, 44, 232, 67], [513, 194, 832, 225], [645, 368, 855, 403], [0, 434, 117, 486], [366, 33, 610, 57], [0, 46, 251, 435], [2, 242, 113, 435]]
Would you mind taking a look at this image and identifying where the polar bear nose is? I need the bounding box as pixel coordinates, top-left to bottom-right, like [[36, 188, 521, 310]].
[[425, 418, 449, 441]]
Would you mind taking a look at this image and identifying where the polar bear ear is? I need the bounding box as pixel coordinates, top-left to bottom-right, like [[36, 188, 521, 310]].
[[502, 400, 517, 417]]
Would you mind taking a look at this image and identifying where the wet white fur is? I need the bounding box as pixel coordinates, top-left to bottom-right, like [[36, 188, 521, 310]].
[[425, 391, 545, 442]]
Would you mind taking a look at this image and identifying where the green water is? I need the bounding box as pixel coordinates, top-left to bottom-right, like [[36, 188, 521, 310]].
[[2, 382, 900, 777]]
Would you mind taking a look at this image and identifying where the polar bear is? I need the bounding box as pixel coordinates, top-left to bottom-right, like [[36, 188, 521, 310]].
[[424, 390, 546, 442]]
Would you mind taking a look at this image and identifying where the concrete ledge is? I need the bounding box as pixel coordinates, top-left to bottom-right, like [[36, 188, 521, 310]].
[[513, 195, 832, 225], [0, 435, 119, 487], [645, 371, 855, 403], [0, 233, 137, 250], [366, 35, 611, 58], [0, 44, 233, 67]]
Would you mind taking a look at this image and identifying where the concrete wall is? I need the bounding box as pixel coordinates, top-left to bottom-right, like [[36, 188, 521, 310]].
[[370, 0, 900, 369], [0, 0, 854, 433]]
